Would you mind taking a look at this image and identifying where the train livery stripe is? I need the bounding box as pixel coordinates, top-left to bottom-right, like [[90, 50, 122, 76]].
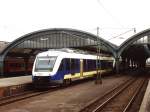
[[64, 69, 112, 79]]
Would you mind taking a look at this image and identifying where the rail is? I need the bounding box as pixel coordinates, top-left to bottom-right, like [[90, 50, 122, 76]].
[[80, 77, 147, 112]]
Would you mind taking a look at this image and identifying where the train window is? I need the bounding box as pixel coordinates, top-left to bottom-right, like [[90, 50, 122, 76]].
[[65, 58, 79, 72], [35, 56, 57, 72], [65, 59, 71, 71], [71, 59, 76, 70], [93, 60, 96, 69], [101, 60, 113, 69], [75, 59, 80, 70], [58, 59, 65, 71], [86, 60, 88, 70], [89, 60, 93, 70], [92, 60, 96, 70], [89, 60, 92, 70]]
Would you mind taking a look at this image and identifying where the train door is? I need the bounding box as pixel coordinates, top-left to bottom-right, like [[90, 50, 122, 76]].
[[80, 59, 83, 77]]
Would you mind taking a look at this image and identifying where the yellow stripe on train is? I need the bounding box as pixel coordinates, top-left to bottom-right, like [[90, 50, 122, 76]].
[[64, 69, 112, 79]]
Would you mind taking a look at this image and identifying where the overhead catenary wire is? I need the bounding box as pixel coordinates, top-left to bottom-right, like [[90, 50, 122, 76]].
[[97, 0, 124, 29], [95, 0, 137, 43], [96, 0, 137, 41], [108, 28, 136, 40]]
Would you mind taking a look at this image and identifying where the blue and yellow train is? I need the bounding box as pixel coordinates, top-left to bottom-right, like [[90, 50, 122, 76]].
[[32, 49, 114, 87]]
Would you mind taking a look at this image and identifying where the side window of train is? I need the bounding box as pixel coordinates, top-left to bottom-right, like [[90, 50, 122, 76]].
[[94, 60, 96, 69], [88, 59, 92, 70], [75, 59, 80, 70], [58, 59, 65, 71], [90, 60, 94, 70], [71, 59, 76, 70], [66, 59, 70, 71], [92, 60, 96, 69]]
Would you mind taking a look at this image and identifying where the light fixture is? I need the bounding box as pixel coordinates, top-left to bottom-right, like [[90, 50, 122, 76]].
[[40, 38, 48, 41]]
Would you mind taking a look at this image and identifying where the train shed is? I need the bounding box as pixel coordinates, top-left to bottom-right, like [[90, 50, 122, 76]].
[[0, 28, 117, 76], [117, 28, 150, 72], [1, 27, 150, 77]]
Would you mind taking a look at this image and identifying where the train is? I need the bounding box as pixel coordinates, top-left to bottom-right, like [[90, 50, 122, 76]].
[[32, 49, 115, 87], [4, 57, 34, 76]]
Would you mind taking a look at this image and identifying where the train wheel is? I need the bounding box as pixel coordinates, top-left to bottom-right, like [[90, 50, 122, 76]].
[[63, 79, 72, 86]]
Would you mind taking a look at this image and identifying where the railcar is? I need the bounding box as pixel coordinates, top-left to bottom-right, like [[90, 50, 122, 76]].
[[32, 49, 114, 87], [4, 57, 34, 76], [4, 57, 25, 75]]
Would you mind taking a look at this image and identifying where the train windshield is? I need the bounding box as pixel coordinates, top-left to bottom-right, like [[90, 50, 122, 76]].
[[35, 57, 57, 72]]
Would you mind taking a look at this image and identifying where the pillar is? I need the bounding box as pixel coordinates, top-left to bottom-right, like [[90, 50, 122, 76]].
[[0, 56, 5, 77], [115, 57, 120, 74]]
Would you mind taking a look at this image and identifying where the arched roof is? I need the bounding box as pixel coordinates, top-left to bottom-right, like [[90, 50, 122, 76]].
[[118, 28, 150, 56], [0, 28, 117, 57]]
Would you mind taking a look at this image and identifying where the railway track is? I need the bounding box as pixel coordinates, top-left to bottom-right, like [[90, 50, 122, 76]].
[[0, 76, 136, 108], [0, 88, 59, 106], [80, 77, 147, 112], [0, 77, 96, 106]]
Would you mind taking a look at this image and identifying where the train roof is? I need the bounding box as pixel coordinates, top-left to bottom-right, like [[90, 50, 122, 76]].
[[36, 49, 114, 60]]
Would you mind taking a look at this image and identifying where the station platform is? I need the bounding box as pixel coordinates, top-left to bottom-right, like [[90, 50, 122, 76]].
[[0, 76, 32, 98], [140, 80, 150, 112]]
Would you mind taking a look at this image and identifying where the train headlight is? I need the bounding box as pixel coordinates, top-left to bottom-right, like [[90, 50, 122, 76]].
[[37, 73, 43, 76]]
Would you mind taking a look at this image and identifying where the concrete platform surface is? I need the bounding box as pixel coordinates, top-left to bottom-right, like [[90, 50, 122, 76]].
[[0, 76, 32, 87], [139, 80, 150, 112], [0, 76, 32, 97]]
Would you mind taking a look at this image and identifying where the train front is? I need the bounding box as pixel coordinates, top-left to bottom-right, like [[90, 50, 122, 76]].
[[32, 52, 59, 87]]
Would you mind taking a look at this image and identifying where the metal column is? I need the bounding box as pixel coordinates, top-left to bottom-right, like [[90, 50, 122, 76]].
[[95, 27, 102, 84]]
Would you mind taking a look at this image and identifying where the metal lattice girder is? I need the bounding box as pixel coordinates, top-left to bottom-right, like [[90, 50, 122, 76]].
[[118, 28, 150, 57], [0, 28, 117, 57]]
